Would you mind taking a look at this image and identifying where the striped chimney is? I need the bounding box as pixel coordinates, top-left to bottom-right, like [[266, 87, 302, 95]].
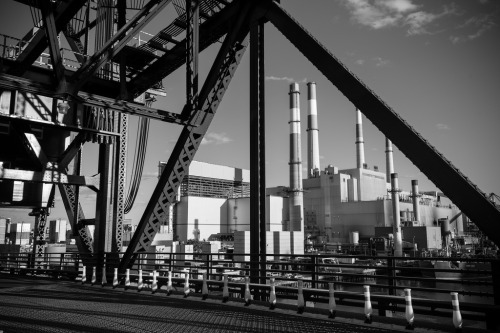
[[390, 173, 403, 257], [289, 83, 304, 235], [307, 82, 320, 178], [385, 137, 394, 183], [411, 180, 421, 222], [356, 108, 366, 169]]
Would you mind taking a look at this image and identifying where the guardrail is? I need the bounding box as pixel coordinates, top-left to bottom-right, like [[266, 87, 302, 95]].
[[1, 251, 499, 330]]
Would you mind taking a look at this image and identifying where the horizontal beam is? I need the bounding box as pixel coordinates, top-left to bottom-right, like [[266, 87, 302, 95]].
[[0, 73, 183, 123], [0, 168, 99, 191], [0, 62, 121, 99], [78, 92, 184, 123]]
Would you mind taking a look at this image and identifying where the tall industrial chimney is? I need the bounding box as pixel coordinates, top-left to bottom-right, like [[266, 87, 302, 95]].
[[307, 82, 320, 178], [385, 137, 394, 184], [288, 83, 304, 236], [390, 173, 403, 256], [411, 180, 421, 223], [356, 109, 365, 169]]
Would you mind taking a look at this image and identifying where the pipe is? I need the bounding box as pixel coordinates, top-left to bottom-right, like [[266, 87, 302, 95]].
[[288, 83, 304, 237], [411, 180, 420, 223], [390, 173, 403, 256], [307, 82, 320, 178], [356, 109, 366, 169], [385, 137, 394, 183]]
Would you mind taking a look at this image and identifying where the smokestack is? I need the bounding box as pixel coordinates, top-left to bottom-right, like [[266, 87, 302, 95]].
[[288, 83, 304, 236], [390, 173, 403, 256], [385, 137, 394, 183], [307, 82, 320, 178], [356, 109, 365, 169], [411, 180, 421, 223]]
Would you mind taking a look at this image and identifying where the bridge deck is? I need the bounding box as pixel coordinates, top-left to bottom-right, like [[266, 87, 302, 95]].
[[0, 275, 491, 333]]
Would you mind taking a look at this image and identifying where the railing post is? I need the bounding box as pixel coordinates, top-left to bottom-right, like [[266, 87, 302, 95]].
[[311, 255, 317, 289]]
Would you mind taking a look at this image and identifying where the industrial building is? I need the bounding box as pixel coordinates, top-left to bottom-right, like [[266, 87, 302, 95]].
[[162, 81, 464, 256], [300, 82, 463, 253], [159, 160, 304, 256]]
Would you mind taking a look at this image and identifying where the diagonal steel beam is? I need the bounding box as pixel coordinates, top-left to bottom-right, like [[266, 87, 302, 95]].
[[7, 0, 87, 77], [264, 1, 500, 246], [119, 3, 252, 271], [186, 0, 200, 115], [58, 132, 86, 169], [58, 183, 93, 259], [70, 0, 171, 94], [11, 123, 48, 170], [40, 1, 66, 88], [64, 24, 87, 65]]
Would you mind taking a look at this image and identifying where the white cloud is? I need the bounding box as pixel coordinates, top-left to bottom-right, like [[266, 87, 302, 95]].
[[201, 132, 232, 145], [405, 11, 439, 35], [265, 76, 307, 83], [341, 0, 458, 36], [436, 123, 450, 130], [266, 76, 295, 83], [355, 59, 365, 65], [374, 57, 390, 66], [451, 13, 495, 44], [343, 0, 407, 29]]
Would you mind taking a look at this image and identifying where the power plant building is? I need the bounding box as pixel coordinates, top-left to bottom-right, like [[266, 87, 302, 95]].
[[162, 81, 463, 256], [160, 160, 304, 255]]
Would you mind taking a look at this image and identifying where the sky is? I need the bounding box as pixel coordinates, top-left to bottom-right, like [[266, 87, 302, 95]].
[[0, 0, 499, 226]]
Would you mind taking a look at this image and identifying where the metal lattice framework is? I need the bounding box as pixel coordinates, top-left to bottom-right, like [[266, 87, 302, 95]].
[[120, 1, 252, 270], [0, 0, 498, 271]]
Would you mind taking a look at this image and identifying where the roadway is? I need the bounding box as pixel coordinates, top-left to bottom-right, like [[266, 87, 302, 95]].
[[0, 274, 491, 333]]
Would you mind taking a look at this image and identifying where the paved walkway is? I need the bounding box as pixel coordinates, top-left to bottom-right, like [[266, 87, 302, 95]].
[[0, 275, 490, 333]]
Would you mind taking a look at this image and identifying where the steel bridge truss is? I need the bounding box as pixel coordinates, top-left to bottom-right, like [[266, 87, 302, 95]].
[[0, 0, 498, 270]]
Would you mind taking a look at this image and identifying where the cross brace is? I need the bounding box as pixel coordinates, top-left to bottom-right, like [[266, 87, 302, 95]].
[[119, 2, 252, 271]]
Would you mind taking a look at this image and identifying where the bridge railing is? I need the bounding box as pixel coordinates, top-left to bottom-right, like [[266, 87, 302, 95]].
[[1, 251, 499, 329]]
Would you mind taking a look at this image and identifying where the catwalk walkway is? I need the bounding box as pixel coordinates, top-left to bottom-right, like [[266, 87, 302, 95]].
[[0, 275, 491, 333]]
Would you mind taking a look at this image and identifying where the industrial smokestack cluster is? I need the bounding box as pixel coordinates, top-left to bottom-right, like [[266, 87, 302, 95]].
[[288, 83, 304, 234], [307, 82, 320, 178]]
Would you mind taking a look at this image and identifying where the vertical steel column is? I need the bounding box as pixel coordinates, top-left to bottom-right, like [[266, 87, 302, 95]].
[[250, 18, 266, 286], [258, 20, 266, 285], [113, 0, 128, 253], [95, 143, 112, 268], [93, 0, 115, 274]]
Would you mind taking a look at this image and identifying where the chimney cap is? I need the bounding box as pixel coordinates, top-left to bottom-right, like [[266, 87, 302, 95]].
[[289, 82, 300, 93]]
